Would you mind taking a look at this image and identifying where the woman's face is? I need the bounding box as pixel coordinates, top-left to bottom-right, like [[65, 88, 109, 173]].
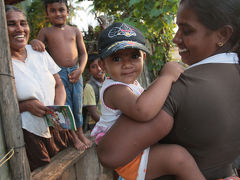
[[6, 10, 29, 51], [173, 3, 219, 65]]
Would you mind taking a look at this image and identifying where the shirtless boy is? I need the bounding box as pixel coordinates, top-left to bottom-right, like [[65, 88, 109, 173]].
[[31, 0, 92, 150]]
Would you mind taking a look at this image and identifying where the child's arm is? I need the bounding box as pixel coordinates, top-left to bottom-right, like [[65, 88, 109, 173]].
[[105, 61, 184, 122], [29, 28, 46, 52], [68, 28, 87, 83]]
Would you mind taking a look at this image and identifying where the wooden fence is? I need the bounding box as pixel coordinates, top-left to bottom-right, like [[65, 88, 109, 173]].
[[0, 0, 31, 179]]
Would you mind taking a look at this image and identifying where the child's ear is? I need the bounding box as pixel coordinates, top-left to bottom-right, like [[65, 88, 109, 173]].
[[142, 52, 147, 61]]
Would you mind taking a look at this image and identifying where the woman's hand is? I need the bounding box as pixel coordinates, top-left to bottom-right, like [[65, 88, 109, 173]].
[[19, 99, 48, 117]]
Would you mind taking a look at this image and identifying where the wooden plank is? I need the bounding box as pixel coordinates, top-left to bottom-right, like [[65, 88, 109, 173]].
[[32, 147, 85, 180], [75, 146, 102, 180], [0, 116, 11, 180], [58, 165, 76, 180], [0, 0, 31, 179]]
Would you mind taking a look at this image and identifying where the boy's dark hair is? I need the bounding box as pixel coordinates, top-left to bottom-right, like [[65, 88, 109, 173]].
[[44, 0, 68, 10], [87, 53, 100, 69]]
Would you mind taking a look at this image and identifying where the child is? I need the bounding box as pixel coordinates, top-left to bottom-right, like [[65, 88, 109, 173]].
[[83, 53, 105, 131], [91, 22, 205, 180], [30, 0, 92, 150]]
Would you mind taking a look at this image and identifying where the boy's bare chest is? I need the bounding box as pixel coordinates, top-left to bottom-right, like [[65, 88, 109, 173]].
[[47, 30, 76, 43]]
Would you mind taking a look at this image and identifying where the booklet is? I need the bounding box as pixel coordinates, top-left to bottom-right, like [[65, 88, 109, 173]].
[[45, 105, 77, 131]]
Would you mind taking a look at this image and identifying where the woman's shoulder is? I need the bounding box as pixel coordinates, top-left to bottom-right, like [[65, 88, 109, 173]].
[[26, 44, 45, 55]]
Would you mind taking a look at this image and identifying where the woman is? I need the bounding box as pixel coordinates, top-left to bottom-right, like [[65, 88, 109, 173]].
[[96, 0, 240, 179], [5, 5, 74, 171]]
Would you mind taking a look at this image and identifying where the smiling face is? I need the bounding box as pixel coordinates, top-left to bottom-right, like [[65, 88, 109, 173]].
[[46, 2, 68, 27], [173, 3, 219, 65], [6, 10, 29, 51], [89, 58, 105, 83], [101, 48, 145, 84]]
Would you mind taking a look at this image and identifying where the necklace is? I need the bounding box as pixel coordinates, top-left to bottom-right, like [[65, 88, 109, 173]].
[[53, 24, 65, 30]]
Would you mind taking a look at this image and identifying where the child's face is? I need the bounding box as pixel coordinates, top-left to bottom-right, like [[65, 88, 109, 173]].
[[89, 58, 105, 82], [46, 2, 68, 26], [101, 48, 145, 84]]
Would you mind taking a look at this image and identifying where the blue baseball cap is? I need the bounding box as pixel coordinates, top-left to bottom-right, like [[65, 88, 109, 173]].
[[98, 22, 150, 59]]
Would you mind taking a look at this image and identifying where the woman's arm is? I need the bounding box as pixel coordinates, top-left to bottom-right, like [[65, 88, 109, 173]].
[[19, 99, 48, 117], [97, 109, 174, 169], [53, 73, 66, 105]]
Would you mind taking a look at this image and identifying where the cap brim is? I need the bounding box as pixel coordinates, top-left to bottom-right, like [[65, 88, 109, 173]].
[[100, 41, 150, 59]]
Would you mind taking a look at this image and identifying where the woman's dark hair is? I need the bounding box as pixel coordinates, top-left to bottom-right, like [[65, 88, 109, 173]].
[[180, 0, 240, 60], [44, 0, 68, 10], [5, 5, 23, 14]]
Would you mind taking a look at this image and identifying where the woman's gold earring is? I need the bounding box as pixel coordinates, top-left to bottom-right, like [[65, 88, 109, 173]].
[[217, 42, 224, 47]]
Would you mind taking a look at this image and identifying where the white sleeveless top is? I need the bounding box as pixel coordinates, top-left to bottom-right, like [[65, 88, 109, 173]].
[[91, 78, 144, 137]]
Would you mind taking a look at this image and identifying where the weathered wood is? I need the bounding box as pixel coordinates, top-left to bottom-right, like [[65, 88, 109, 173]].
[[58, 166, 76, 180], [75, 145, 102, 180], [32, 145, 114, 180], [0, 0, 31, 179], [0, 116, 11, 180], [32, 147, 86, 180]]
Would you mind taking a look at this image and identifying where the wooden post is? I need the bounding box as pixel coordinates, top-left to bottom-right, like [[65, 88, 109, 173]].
[[0, 0, 31, 179]]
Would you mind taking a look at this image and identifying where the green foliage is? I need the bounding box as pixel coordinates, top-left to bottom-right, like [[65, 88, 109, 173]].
[[26, 0, 77, 41], [92, 0, 179, 77], [26, 0, 50, 41]]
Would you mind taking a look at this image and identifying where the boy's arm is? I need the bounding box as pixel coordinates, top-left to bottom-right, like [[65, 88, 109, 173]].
[[83, 84, 100, 122], [76, 28, 87, 75], [29, 28, 46, 52], [106, 62, 183, 122], [68, 28, 87, 83], [86, 106, 100, 122]]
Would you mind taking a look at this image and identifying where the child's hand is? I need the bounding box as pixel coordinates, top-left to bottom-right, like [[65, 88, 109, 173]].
[[68, 69, 82, 83], [30, 39, 45, 52], [160, 61, 184, 82]]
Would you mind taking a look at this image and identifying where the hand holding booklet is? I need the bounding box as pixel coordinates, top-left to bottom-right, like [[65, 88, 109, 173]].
[[45, 105, 77, 131]]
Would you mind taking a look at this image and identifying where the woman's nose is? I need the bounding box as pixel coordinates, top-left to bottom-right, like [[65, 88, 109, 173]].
[[16, 23, 23, 31], [173, 30, 182, 45]]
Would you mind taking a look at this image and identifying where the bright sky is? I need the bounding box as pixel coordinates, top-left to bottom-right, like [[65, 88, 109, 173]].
[[71, 1, 99, 32]]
